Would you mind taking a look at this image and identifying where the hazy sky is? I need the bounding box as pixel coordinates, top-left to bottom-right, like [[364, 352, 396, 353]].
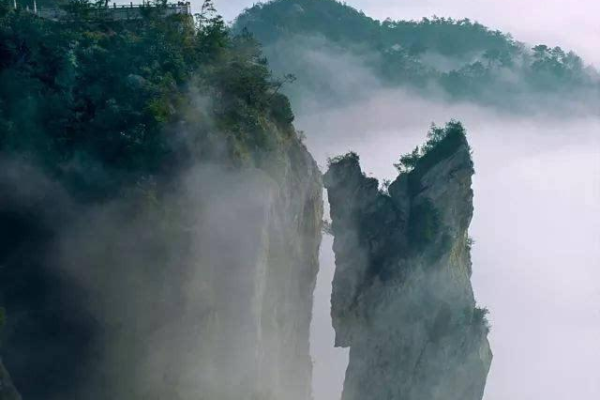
[[212, 0, 600, 67], [299, 89, 600, 400]]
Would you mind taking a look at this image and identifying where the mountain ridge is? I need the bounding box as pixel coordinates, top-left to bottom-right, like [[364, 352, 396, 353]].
[[234, 0, 599, 112]]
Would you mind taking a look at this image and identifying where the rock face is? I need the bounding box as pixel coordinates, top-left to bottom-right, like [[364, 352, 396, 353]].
[[192, 141, 323, 400], [0, 139, 322, 400], [324, 126, 492, 400]]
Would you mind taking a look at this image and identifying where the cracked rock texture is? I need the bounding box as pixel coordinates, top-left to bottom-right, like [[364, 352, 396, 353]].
[[324, 126, 492, 400]]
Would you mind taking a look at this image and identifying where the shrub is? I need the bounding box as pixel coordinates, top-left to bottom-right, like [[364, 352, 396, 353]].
[[472, 306, 491, 334], [466, 235, 475, 251], [269, 92, 295, 125], [327, 151, 359, 167], [395, 120, 468, 175], [394, 146, 420, 173]]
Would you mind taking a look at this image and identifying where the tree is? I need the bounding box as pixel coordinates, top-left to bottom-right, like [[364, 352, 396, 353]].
[[394, 146, 420, 173]]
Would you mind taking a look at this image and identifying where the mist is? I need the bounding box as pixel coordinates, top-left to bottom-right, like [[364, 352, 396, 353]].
[[299, 83, 600, 399], [0, 152, 321, 400], [251, 21, 598, 397], [5, 2, 597, 399], [56, 165, 278, 400], [212, 1, 600, 398], [214, 0, 600, 67]]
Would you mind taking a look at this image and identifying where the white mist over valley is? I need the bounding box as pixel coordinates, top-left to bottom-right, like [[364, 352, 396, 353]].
[[299, 91, 600, 399], [214, 1, 600, 399], [1, 1, 597, 400]]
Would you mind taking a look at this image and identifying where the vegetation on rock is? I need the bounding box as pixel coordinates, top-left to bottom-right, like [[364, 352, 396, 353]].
[[324, 122, 491, 400], [395, 121, 468, 173], [0, 0, 299, 199]]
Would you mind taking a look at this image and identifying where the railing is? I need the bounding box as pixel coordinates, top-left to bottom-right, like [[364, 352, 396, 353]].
[[27, 2, 193, 21], [109, 2, 191, 10]]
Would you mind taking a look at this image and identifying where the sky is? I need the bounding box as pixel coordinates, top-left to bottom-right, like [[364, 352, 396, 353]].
[[212, 0, 600, 67], [210, 1, 600, 400], [298, 91, 600, 400]]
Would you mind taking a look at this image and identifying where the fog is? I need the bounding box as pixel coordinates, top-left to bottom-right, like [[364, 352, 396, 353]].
[[214, 0, 600, 67], [297, 86, 600, 399], [119, 1, 600, 399], [210, 1, 599, 399], [1, 158, 305, 399], [55, 165, 280, 400]]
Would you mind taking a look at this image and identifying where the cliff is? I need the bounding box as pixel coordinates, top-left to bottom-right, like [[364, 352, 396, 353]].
[[0, 140, 322, 400], [0, 7, 322, 400], [323, 123, 492, 400]]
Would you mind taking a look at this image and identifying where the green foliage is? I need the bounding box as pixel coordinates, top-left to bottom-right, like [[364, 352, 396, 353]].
[[472, 306, 491, 334], [235, 0, 599, 109], [235, 0, 380, 46], [0, 0, 297, 198], [400, 121, 470, 253], [460, 306, 491, 335], [269, 92, 295, 125], [394, 146, 421, 173], [395, 120, 468, 174]]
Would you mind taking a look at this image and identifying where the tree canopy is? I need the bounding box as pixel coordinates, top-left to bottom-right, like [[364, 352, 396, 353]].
[[0, 0, 298, 199], [234, 0, 599, 111]]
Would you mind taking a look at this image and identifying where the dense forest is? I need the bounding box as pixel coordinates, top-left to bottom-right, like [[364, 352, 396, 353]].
[[0, 0, 298, 198], [234, 0, 600, 111]]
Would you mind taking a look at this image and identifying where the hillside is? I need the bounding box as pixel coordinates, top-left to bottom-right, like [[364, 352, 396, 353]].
[[234, 0, 599, 112]]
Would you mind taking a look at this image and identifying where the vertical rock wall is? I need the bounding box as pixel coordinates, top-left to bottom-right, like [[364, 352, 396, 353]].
[[0, 140, 322, 400], [324, 127, 492, 400]]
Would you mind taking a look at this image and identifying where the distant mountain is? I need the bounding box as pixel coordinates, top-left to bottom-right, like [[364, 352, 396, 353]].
[[234, 0, 599, 112]]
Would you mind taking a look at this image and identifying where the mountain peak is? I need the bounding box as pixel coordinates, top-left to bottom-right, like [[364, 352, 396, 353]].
[[324, 122, 491, 400]]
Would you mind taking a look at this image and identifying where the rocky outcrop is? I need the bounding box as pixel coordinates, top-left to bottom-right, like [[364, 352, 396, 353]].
[[199, 140, 323, 400], [0, 139, 322, 400], [324, 124, 492, 400]]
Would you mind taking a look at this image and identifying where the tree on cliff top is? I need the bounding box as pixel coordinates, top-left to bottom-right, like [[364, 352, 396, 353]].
[[395, 121, 467, 173]]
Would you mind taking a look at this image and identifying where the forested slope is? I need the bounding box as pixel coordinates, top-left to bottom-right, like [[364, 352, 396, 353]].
[[235, 0, 599, 111]]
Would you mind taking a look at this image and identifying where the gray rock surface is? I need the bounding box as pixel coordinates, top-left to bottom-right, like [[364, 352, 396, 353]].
[[0, 138, 322, 400], [324, 128, 492, 400]]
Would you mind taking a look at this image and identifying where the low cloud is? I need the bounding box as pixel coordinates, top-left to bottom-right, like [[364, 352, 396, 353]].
[[299, 83, 600, 400]]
